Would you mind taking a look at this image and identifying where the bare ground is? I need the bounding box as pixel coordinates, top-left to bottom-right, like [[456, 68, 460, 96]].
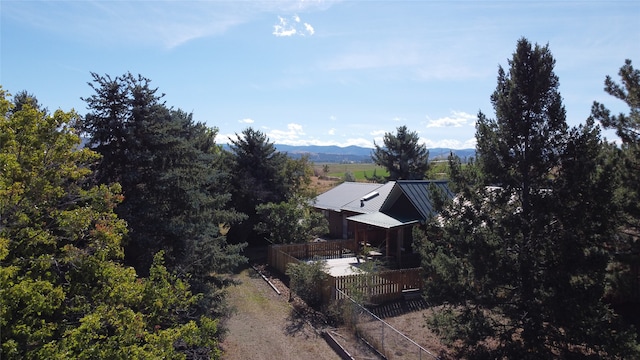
[[220, 266, 340, 360], [221, 259, 453, 360]]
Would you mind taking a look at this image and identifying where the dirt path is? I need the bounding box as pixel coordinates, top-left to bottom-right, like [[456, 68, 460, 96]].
[[220, 267, 341, 360]]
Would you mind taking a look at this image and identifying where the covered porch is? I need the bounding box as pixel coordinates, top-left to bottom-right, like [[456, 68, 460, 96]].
[[347, 212, 420, 269]]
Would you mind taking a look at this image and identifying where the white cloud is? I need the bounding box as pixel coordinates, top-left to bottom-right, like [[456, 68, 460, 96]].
[[273, 14, 315, 37], [328, 128, 336, 135], [238, 118, 255, 124], [425, 111, 476, 128], [267, 123, 306, 142], [304, 23, 315, 35], [329, 115, 337, 121], [421, 137, 477, 149]]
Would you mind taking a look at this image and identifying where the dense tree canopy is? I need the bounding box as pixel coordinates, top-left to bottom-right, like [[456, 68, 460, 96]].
[[0, 89, 222, 359], [371, 125, 429, 180], [80, 73, 246, 314], [82, 74, 246, 326], [226, 128, 316, 245], [591, 59, 640, 302], [416, 39, 639, 358]]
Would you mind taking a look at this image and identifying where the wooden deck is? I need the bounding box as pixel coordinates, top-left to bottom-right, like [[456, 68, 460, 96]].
[[268, 241, 423, 305]]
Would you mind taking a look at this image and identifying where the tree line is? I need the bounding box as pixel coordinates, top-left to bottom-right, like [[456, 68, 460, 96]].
[[412, 38, 640, 358], [1, 73, 326, 358]]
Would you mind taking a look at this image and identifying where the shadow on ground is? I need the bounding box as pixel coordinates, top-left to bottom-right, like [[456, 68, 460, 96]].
[[369, 298, 430, 319]]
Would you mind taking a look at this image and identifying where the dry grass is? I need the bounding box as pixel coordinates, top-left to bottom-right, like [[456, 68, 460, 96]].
[[220, 267, 341, 360], [221, 258, 453, 360]]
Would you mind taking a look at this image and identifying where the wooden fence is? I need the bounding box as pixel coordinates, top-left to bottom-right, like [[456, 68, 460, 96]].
[[267, 245, 301, 274], [268, 241, 423, 305], [323, 268, 423, 304], [269, 239, 358, 261]]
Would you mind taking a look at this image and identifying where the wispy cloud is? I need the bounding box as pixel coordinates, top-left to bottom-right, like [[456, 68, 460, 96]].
[[273, 14, 315, 37], [3, 1, 332, 49], [425, 111, 476, 128], [238, 118, 255, 124]]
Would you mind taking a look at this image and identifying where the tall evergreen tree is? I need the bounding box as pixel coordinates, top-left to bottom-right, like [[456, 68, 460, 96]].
[[590, 59, 640, 303], [226, 128, 312, 245], [416, 39, 639, 358], [371, 125, 429, 180], [80, 73, 246, 302]]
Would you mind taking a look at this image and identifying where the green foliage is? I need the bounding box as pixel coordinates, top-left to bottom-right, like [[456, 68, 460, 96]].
[[254, 197, 328, 244], [285, 260, 328, 308], [425, 160, 450, 180], [371, 125, 429, 180], [416, 39, 640, 358], [226, 128, 314, 245], [319, 163, 389, 182], [363, 168, 386, 183], [81, 72, 246, 288], [0, 88, 222, 359], [591, 59, 640, 303]]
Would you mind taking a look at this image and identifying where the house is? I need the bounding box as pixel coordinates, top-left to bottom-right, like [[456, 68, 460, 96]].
[[313, 181, 395, 239], [313, 180, 453, 268]]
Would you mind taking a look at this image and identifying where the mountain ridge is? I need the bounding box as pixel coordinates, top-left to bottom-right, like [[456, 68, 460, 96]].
[[273, 144, 475, 163]]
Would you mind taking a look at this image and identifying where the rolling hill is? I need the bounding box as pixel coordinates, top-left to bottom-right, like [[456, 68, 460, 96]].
[[274, 145, 475, 163]]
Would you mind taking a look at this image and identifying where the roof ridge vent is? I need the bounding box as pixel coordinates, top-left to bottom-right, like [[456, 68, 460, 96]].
[[361, 191, 379, 202]]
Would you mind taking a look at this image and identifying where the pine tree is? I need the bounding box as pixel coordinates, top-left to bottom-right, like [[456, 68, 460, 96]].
[[81, 73, 246, 300], [371, 125, 429, 180], [591, 59, 640, 303], [416, 39, 639, 358], [226, 128, 312, 245]]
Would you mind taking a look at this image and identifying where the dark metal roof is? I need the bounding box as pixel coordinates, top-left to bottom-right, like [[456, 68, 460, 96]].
[[382, 180, 453, 221], [315, 180, 454, 229]]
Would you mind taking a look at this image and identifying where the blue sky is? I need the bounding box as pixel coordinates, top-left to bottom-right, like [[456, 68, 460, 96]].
[[1, 1, 638, 149]]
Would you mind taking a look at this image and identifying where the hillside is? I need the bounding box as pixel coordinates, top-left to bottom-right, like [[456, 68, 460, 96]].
[[273, 144, 475, 163]]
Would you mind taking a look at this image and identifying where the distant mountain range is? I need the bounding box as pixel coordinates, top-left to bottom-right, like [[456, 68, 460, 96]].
[[273, 144, 475, 163]]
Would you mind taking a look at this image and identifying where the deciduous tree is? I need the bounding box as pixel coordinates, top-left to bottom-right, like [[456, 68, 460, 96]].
[[0, 89, 222, 359], [254, 196, 328, 244]]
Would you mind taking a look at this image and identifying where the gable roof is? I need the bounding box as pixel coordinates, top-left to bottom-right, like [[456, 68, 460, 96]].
[[313, 182, 382, 212], [347, 180, 453, 229], [382, 180, 454, 220], [341, 181, 396, 214]]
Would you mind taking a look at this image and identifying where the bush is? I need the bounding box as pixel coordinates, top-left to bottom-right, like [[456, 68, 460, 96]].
[[285, 261, 328, 308]]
